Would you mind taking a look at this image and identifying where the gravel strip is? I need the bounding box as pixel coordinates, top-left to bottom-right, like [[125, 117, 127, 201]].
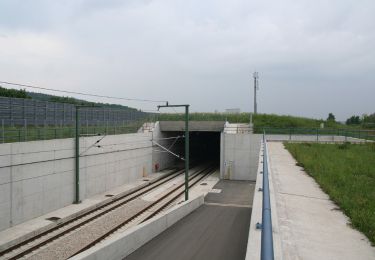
[[27, 198, 152, 260], [25, 170, 209, 260]]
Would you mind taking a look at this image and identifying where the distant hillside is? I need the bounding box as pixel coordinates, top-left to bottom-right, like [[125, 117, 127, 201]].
[[0, 85, 139, 111], [26, 92, 138, 111]]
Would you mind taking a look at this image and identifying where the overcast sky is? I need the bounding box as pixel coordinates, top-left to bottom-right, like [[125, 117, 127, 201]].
[[0, 0, 374, 120]]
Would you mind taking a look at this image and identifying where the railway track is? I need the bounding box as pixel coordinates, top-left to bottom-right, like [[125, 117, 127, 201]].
[[0, 165, 215, 260]]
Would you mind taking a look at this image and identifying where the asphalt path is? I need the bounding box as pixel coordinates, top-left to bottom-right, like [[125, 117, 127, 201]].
[[125, 180, 255, 260]]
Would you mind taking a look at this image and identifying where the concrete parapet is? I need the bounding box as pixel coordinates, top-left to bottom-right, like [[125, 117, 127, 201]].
[[71, 195, 205, 260], [245, 142, 282, 260], [159, 121, 225, 132]]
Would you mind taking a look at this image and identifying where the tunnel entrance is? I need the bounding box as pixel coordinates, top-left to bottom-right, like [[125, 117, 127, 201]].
[[152, 121, 259, 181], [160, 131, 221, 167], [189, 132, 220, 166]]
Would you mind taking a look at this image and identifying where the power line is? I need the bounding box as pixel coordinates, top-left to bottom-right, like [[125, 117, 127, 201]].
[[0, 80, 167, 103]]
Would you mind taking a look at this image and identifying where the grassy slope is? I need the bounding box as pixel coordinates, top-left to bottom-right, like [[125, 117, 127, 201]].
[[157, 113, 345, 129], [284, 142, 375, 244]]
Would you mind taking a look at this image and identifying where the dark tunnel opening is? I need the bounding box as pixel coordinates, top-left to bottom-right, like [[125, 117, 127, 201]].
[[169, 131, 221, 167]]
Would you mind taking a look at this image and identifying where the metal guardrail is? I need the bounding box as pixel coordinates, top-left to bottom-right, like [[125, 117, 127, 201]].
[[259, 133, 274, 260], [258, 127, 375, 141]]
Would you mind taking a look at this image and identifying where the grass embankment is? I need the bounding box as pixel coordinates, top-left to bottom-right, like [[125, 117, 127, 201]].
[[284, 142, 375, 244], [158, 113, 344, 130], [2, 113, 369, 143]]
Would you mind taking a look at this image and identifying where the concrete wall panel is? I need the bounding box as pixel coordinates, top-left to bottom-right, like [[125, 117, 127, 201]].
[[0, 132, 153, 231], [0, 168, 11, 185], [221, 133, 262, 181]]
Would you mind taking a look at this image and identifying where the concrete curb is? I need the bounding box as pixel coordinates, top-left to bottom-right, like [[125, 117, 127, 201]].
[[245, 142, 263, 260], [71, 195, 205, 260]]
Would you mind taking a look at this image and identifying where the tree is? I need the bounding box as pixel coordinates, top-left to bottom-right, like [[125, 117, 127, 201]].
[[346, 115, 361, 125], [327, 113, 335, 122]]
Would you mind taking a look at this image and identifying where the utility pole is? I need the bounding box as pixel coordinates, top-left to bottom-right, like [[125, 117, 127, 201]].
[[253, 71, 259, 114], [75, 106, 81, 204], [157, 103, 190, 201], [74, 105, 101, 204]]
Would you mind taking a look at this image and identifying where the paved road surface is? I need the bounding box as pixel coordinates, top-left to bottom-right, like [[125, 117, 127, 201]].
[[125, 180, 255, 260]]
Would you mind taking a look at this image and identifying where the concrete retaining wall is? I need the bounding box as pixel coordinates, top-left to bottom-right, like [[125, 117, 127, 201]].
[[220, 133, 262, 181], [71, 195, 205, 260], [151, 122, 181, 172], [0, 133, 152, 231]]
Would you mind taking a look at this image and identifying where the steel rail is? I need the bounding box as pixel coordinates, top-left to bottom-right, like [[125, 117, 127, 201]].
[[0, 167, 185, 259], [142, 166, 216, 222], [72, 166, 216, 257]]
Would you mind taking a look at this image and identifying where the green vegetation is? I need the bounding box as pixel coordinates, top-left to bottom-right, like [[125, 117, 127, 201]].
[[252, 113, 341, 129], [0, 86, 30, 98], [47, 95, 137, 110], [346, 114, 375, 129], [327, 112, 336, 122], [157, 112, 344, 130], [346, 115, 362, 125], [157, 112, 250, 123], [284, 142, 375, 244], [364, 114, 375, 128]]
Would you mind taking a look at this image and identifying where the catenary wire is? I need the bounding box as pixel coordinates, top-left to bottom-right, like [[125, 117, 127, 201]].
[[0, 80, 167, 103]]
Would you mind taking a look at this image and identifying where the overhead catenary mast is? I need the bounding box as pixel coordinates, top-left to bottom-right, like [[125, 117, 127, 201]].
[[253, 71, 259, 114]]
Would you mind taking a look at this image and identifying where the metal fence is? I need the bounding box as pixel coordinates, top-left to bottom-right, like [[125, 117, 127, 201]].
[[259, 127, 375, 141], [0, 96, 149, 127], [0, 96, 156, 143]]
